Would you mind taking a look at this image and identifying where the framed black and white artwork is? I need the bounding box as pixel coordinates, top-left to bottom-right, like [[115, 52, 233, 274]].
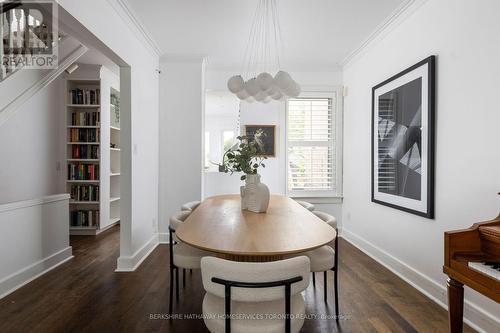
[[372, 56, 435, 218]]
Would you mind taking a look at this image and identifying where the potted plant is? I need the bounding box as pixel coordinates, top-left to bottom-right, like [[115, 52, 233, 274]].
[[220, 130, 270, 213]]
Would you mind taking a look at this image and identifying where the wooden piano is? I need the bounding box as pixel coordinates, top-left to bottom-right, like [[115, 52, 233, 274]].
[[443, 213, 500, 333]]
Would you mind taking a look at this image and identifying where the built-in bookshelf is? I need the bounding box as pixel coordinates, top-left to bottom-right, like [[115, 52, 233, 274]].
[[110, 87, 120, 225], [65, 64, 120, 235]]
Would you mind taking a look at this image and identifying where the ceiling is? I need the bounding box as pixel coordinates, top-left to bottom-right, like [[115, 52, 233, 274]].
[[126, 0, 405, 71]]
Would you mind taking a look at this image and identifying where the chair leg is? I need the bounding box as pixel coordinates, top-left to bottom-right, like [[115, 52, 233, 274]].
[[334, 268, 339, 321], [312, 272, 316, 287], [190, 269, 192, 274], [175, 268, 179, 301], [324, 271, 328, 303], [169, 266, 174, 315], [183, 268, 186, 288]]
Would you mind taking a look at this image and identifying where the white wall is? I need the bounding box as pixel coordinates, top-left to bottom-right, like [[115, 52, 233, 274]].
[[0, 78, 65, 203], [159, 57, 205, 236], [0, 194, 72, 299], [56, 0, 160, 269], [342, 0, 500, 331]]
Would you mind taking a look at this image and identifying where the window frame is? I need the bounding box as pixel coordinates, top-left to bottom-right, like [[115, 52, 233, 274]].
[[285, 88, 343, 199]]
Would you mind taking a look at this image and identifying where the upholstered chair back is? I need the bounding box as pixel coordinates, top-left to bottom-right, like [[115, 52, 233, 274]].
[[201, 256, 310, 303], [181, 200, 201, 212], [313, 211, 337, 229], [169, 210, 191, 231]]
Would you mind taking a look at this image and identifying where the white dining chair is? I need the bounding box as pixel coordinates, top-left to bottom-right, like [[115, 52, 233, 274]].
[[295, 200, 315, 212], [181, 200, 201, 212], [304, 211, 339, 320], [168, 210, 211, 314], [200, 256, 311, 333]]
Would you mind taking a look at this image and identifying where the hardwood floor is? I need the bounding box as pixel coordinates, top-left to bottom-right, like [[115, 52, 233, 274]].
[[0, 226, 475, 333]]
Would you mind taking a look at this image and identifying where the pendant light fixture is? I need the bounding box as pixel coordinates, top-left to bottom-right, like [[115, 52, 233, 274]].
[[227, 0, 300, 103]]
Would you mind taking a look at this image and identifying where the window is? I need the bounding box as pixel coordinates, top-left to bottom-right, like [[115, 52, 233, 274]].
[[222, 130, 235, 153], [286, 91, 342, 197]]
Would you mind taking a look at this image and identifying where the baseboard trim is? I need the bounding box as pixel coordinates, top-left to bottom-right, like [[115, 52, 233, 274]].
[[116, 234, 159, 272], [341, 229, 500, 333], [0, 246, 73, 299]]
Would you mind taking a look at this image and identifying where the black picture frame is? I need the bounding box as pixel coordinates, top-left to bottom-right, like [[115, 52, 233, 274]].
[[371, 56, 435, 219]]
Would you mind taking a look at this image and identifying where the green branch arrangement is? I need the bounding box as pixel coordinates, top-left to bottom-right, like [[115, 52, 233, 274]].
[[220, 131, 267, 181]]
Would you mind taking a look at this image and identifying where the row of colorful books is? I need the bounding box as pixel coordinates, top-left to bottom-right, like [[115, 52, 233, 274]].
[[70, 210, 99, 227], [69, 128, 100, 143], [68, 163, 99, 180], [69, 88, 100, 105], [70, 184, 99, 202], [71, 111, 100, 126], [70, 145, 99, 159]]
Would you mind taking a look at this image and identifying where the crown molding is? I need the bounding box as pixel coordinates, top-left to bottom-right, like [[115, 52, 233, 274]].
[[160, 53, 208, 64], [341, 0, 429, 69], [206, 62, 343, 73], [107, 0, 162, 57]]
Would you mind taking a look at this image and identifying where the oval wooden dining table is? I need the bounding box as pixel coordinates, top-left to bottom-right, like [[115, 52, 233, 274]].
[[176, 194, 336, 262]]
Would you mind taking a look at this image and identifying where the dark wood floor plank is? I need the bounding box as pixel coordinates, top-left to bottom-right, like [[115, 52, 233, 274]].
[[0, 226, 475, 333]]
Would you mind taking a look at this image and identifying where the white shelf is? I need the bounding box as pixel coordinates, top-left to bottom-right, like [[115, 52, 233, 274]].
[[110, 173, 120, 177], [67, 125, 99, 128], [110, 147, 120, 151], [70, 201, 99, 204], [67, 180, 100, 183], [67, 159, 99, 162], [70, 226, 97, 230], [110, 197, 120, 203], [67, 142, 100, 145], [109, 217, 120, 225], [67, 104, 100, 108], [110, 126, 120, 131]]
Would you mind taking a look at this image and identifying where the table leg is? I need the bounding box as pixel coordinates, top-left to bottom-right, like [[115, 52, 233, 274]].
[[447, 278, 464, 333]]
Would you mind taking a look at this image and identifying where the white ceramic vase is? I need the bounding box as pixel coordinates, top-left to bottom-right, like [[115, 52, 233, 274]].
[[240, 173, 270, 213]]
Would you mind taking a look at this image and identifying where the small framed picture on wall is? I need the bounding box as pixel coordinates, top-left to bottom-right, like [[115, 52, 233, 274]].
[[372, 56, 436, 218], [244, 125, 276, 157]]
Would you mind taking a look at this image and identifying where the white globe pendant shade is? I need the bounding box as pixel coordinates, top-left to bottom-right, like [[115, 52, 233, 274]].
[[256, 72, 274, 91], [289, 82, 301, 97], [271, 89, 283, 100], [254, 91, 267, 102], [274, 71, 293, 90], [228, 72, 300, 102], [266, 84, 278, 96], [227, 75, 245, 94], [244, 78, 260, 96], [236, 89, 250, 100], [284, 81, 301, 98]]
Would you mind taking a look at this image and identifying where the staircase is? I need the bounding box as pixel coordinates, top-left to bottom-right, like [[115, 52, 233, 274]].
[[0, 1, 88, 127]]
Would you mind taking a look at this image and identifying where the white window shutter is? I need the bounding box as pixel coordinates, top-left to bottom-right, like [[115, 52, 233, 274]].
[[287, 97, 336, 193]]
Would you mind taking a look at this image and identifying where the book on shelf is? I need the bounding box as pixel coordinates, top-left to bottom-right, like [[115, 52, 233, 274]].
[[68, 163, 100, 181], [70, 210, 99, 228], [71, 111, 100, 126], [71, 145, 99, 159], [69, 128, 100, 143], [68, 88, 100, 105], [70, 184, 99, 202]]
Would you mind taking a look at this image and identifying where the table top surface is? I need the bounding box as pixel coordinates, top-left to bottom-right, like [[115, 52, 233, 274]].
[[176, 194, 336, 256]]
